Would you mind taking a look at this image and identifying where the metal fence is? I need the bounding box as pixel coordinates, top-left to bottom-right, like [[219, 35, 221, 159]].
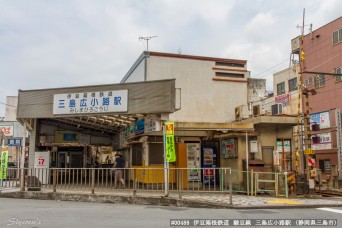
[[0, 167, 288, 199], [0, 167, 234, 201]]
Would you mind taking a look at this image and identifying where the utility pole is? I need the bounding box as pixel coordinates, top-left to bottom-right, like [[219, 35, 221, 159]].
[[139, 36, 158, 51]]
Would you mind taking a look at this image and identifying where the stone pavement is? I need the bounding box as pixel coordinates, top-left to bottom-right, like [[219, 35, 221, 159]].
[[1, 187, 342, 209]]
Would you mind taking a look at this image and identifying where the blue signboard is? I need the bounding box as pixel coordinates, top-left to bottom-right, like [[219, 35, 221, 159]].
[[7, 138, 22, 146]]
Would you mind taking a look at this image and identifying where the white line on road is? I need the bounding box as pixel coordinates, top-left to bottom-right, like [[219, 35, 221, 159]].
[[317, 208, 342, 214]]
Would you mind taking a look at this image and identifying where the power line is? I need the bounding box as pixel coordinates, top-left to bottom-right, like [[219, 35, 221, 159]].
[[0, 101, 16, 108]]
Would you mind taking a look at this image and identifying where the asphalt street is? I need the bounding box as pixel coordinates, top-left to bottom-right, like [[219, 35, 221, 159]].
[[0, 198, 342, 228]]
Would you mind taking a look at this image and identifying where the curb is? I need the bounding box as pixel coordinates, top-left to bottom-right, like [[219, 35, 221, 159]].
[[1, 191, 342, 209]]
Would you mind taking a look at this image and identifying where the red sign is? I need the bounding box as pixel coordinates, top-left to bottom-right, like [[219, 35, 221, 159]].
[[308, 157, 315, 167], [204, 169, 214, 176]]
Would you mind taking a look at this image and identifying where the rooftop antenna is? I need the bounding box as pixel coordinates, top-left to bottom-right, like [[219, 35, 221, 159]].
[[139, 36, 158, 51]]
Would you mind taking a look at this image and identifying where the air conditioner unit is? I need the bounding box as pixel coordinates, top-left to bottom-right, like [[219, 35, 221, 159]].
[[271, 103, 282, 115], [253, 105, 260, 116], [235, 105, 249, 120], [291, 36, 300, 54]]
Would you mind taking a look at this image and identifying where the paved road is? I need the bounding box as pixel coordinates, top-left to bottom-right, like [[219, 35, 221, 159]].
[[0, 198, 342, 228]]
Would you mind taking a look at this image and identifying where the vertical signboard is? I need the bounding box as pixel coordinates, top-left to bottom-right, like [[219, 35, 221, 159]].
[[187, 143, 201, 181], [165, 122, 176, 162], [34, 151, 50, 184], [0, 146, 9, 180]]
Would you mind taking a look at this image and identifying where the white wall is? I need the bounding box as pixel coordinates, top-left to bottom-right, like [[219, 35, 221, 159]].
[[123, 59, 145, 83], [146, 56, 248, 123], [5, 96, 18, 121], [273, 67, 300, 115]]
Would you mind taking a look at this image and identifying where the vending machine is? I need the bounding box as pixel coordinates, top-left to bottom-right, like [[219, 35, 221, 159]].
[[186, 143, 201, 183], [202, 147, 218, 186]]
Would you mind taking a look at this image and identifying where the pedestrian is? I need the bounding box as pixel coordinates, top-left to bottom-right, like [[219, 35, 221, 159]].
[[113, 152, 125, 189]]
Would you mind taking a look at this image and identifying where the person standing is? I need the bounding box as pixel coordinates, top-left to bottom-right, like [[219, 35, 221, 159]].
[[113, 152, 125, 189]]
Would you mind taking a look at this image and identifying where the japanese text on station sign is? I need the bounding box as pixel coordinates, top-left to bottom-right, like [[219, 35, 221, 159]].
[[53, 90, 128, 115]]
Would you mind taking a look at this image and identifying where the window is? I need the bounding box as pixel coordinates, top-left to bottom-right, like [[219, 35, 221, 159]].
[[131, 143, 143, 166], [336, 67, 342, 82], [315, 74, 325, 88], [288, 78, 297, 91], [215, 72, 244, 78], [215, 61, 244, 68], [319, 159, 331, 173], [332, 28, 342, 45], [277, 82, 285, 95], [148, 143, 164, 165], [304, 78, 313, 86]]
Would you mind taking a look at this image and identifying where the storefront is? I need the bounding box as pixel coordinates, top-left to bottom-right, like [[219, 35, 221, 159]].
[[16, 79, 176, 170]]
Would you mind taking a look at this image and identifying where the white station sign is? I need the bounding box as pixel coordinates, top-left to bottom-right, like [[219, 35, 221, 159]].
[[53, 90, 128, 115]]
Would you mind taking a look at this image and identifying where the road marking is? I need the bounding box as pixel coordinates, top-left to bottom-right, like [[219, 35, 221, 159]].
[[317, 208, 342, 214], [266, 199, 302, 205]]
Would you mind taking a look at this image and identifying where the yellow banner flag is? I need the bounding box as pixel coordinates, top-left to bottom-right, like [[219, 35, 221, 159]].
[[165, 122, 176, 162], [0, 146, 9, 180]]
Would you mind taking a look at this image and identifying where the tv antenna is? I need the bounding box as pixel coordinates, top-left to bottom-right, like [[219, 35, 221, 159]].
[[139, 36, 158, 51]]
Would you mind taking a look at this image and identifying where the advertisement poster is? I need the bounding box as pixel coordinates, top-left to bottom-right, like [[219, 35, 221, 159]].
[[310, 111, 330, 129], [311, 133, 332, 150], [273, 150, 280, 166], [0, 146, 9, 180], [276, 140, 291, 153], [221, 139, 238, 158], [187, 143, 201, 181]]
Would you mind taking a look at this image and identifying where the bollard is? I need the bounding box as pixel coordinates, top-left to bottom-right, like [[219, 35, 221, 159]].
[[229, 169, 233, 205], [53, 169, 57, 193], [133, 169, 137, 196], [178, 169, 182, 200], [91, 169, 95, 194]]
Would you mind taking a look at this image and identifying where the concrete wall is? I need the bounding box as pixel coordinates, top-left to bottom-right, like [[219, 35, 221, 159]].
[[273, 67, 299, 115], [5, 96, 18, 121], [146, 56, 248, 123], [303, 17, 342, 114], [123, 59, 145, 83]]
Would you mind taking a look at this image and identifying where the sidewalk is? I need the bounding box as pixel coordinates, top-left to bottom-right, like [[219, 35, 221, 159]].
[[1, 187, 342, 209]]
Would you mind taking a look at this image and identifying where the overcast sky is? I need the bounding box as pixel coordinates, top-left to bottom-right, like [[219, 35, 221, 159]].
[[0, 0, 341, 117]]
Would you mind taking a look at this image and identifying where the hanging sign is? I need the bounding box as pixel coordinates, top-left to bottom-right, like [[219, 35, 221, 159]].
[[165, 122, 176, 162], [0, 146, 9, 180], [0, 124, 14, 136]]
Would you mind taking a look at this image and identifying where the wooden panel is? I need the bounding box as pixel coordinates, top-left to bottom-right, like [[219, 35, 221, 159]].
[[176, 143, 188, 189]]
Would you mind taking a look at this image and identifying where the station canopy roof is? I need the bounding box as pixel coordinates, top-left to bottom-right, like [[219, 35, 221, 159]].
[[17, 79, 176, 135]]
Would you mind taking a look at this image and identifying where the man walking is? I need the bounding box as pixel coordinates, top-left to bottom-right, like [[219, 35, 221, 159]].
[[113, 152, 125, 189]]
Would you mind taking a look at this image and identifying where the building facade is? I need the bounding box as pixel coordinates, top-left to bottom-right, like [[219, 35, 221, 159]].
[[301, 16, 342, 180]]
